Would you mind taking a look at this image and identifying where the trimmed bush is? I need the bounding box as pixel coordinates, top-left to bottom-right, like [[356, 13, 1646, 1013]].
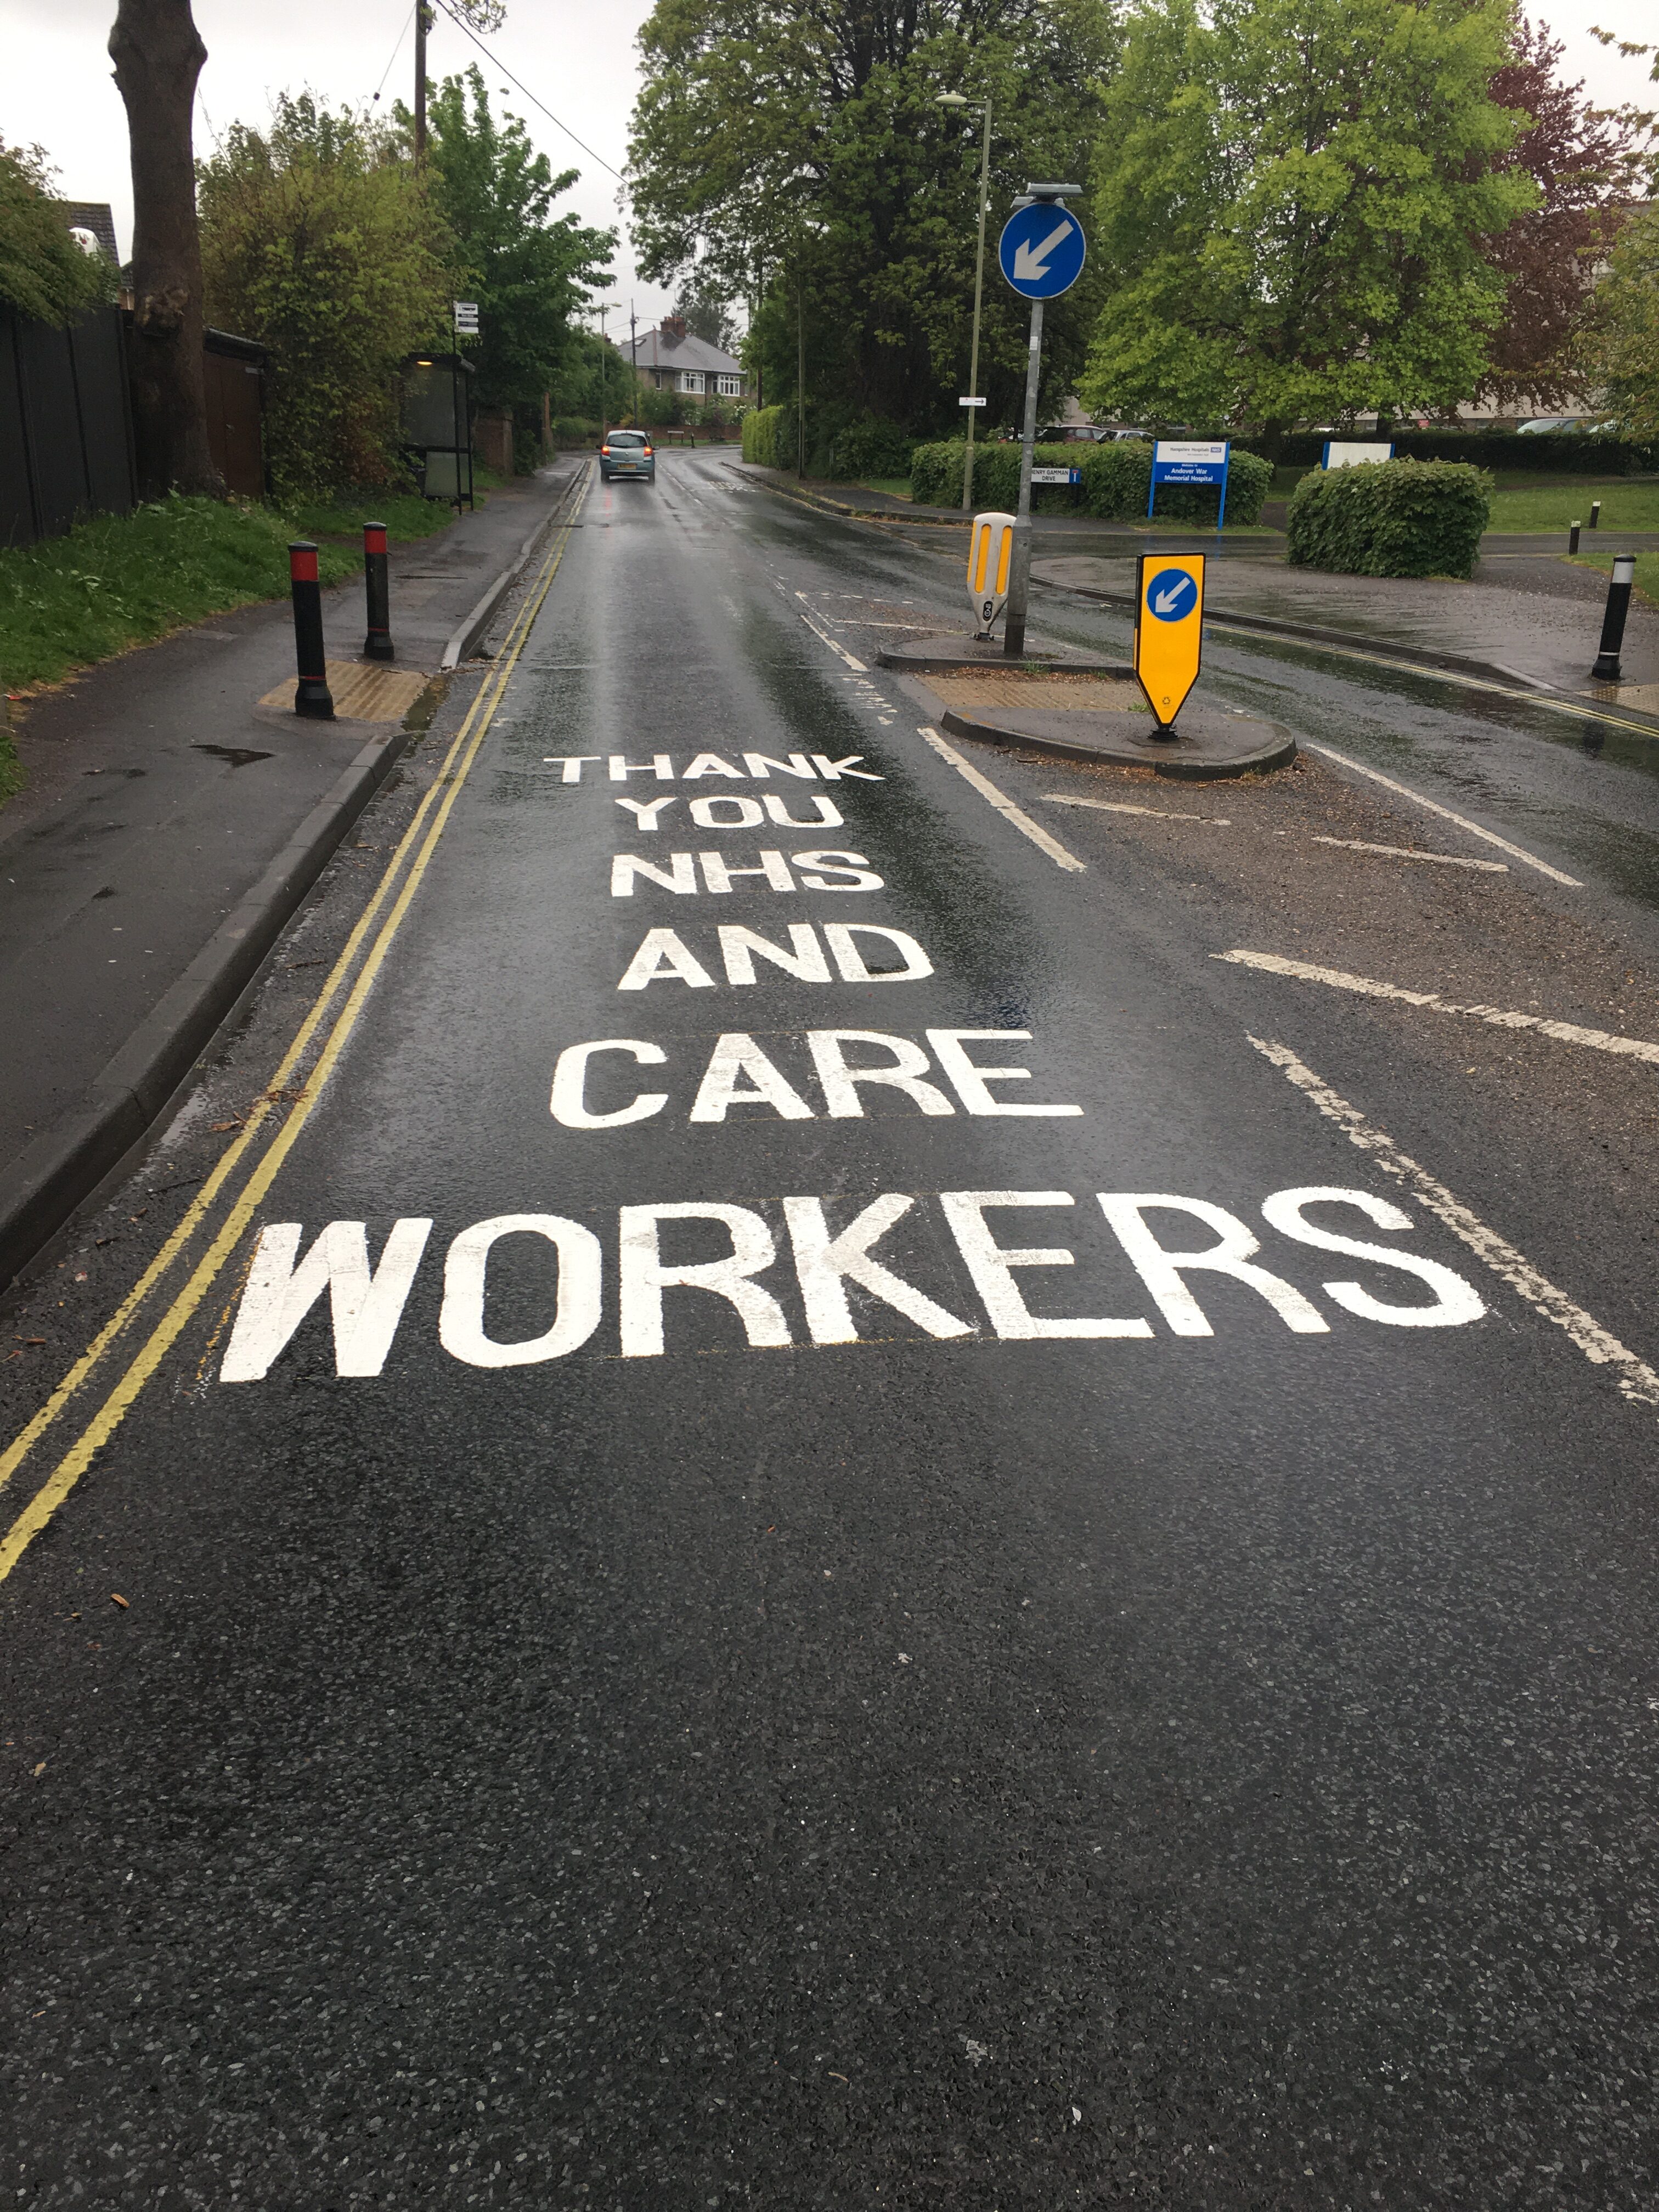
[[1285, 458, 1491, 577], [828, 415, 915, 481], [742, 404, 786, 468], [910, 438, 1272, 524]]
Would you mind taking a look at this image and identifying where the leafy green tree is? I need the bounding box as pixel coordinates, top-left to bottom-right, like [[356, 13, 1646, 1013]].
[[422, 67, 617, 421], [0, 138, 114, 324], [1081, 0, 1537, 447], [673, 280, 738, 352], [1586, 206, 1659, 439], [628, 0, 1114, 441], [199, 97, 455, 495]]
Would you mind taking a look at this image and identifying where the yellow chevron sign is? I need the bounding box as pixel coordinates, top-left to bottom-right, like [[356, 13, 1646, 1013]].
[[1133, 553, 1205, 727]]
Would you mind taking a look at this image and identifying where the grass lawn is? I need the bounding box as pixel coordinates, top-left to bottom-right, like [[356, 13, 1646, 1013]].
[[1488, 481, 1659, 533], [1568, 550, 1659, 607]]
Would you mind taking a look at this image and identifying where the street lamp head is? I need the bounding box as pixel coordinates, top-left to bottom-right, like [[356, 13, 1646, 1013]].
[[936, 91, 969, 106]]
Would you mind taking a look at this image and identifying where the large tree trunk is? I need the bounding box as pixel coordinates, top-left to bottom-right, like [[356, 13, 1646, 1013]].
[[110, 0, 222, 498]]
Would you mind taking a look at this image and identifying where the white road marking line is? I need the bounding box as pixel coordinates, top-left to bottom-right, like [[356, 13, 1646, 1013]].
[[1302, 742, 1581, 887], [1250, 1034, 1659, 1409], [798, 608, 868, 672], [1218, 947, 1659, 1064], [1044, 794, 1230, 826], [1312, 836, 1507, 872], [917, 727, 1086, 873]]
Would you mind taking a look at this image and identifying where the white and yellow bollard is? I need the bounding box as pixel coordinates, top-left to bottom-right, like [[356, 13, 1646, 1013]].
[[967, 511, 1015, 637]]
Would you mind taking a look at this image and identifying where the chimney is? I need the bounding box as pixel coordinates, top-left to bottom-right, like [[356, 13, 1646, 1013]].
[[661, 315, 688, 340]]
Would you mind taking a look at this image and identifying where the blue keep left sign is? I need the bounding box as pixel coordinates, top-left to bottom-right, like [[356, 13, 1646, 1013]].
[[1145, 567, 1199, 622], [997, 204, 1087, 300]]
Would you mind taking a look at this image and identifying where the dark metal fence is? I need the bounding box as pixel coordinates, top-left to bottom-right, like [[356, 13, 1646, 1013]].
[[0, 304, 137, 549]]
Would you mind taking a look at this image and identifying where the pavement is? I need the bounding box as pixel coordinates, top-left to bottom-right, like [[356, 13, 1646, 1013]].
[[8, 452, 1659, 2203], [0, 461, 582, 1290]]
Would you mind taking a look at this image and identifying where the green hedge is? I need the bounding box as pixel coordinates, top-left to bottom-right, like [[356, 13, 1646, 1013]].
[[1285, 458, 1491, 577], [1259, 430, 1658, 475], [910, 438, 1272, 524], [742, 405, 786, 468], [828, 415, 915, 481]]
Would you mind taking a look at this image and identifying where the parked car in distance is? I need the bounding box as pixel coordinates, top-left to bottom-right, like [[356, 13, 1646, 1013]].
[[600, 430, 656, 482], [1038, 424, 1109, 443]]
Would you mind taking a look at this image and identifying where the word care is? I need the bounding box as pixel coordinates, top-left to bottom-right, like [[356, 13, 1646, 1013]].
[[221, 1187, 1486, 1379]]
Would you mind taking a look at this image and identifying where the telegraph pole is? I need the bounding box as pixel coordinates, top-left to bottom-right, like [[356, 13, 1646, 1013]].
[[413, 1, 430, 163]]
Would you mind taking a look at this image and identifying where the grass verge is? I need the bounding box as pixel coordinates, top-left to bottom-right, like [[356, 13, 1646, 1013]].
[[0, 477, 500, 695], [1488, 482, 1659, 533], [1567, 550, 1659, 606]]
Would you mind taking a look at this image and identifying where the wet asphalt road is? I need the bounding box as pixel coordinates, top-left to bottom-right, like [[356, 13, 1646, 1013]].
[[5, 453, 1659, 2208]]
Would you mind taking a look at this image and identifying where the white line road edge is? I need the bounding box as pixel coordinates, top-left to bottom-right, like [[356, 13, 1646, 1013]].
[[917, 727, 1086, 873], [1312, 836, 1508, 873], [798, 608, 868, 672], [1251, 1035, 1659, 1409], [1302, 742, 1581, 887], [1216, 948, 1659, 1068], [1045, 794, 1231, 826]]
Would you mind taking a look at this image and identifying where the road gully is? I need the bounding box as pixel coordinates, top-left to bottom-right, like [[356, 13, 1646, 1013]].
[[4, 453, 1659, 2206]]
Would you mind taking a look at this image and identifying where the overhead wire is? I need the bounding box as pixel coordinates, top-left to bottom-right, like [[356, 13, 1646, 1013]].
[[428, 0, 626, 179], [372, 2, 418, 106]]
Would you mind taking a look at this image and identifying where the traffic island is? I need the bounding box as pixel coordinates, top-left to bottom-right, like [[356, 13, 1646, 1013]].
[[877, 631, 1131, 677]]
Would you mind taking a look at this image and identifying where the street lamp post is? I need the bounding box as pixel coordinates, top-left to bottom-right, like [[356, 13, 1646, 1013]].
[[938, 91, 992, 513]]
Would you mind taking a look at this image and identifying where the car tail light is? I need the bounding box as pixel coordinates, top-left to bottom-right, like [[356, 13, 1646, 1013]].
[[600, 444, 611, 456], [642, 445, 653, 457]]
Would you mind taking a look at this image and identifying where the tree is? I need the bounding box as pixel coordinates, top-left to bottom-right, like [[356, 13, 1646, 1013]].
[[422, 67, 616, 424], [1584, 206, 1659, 438], [0, 138, 115, 324], [1081, 0, 1537, 448], [673, 281, 738, 352], [109, 0, 220, 496], [198, 97, 454, 495], [628, 0, 1113, 443], [1477, 16, 1651, 410]]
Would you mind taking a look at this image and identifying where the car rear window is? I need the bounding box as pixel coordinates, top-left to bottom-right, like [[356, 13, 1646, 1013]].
[[608, 432, 646, 447]]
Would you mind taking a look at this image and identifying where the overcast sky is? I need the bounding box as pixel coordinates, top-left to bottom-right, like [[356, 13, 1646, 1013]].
[[2, 0, 1654, 346]]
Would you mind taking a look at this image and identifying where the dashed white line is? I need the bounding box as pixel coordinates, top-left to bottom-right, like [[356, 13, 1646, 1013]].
[[1045, 794, 1231, 826], [1217, 948, 1659, 1066], [1302, 742, 1581, 887], [1312, 836, 1508, 872], [1250, 1034, 1659, 1408], [917, 727, 1086, 873], [797, 608, 867, 671]]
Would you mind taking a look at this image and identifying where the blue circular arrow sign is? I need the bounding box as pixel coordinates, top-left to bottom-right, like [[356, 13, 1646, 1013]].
[[1145, 567, 1199, 622], [997, 202, 1087, 300]]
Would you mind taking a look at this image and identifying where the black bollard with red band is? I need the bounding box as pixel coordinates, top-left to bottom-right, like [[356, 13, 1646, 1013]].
[[288, 542, 335, 719], [363, 521, 393, 661]]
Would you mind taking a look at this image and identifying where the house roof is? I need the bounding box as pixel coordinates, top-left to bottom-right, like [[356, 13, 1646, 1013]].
[[615, 323, 744, 377], [56, 202, 120, 267]]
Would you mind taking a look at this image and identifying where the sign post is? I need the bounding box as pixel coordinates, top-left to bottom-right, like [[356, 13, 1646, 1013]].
[[1147, 439, 1230, 531], [453, 300, 479, 337], [1133, 553, 1205, 731], [995, 187, 1086, 658]]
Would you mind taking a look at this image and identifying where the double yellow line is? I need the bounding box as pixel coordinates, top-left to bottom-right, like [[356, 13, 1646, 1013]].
[[0, 472, 590, 1586]]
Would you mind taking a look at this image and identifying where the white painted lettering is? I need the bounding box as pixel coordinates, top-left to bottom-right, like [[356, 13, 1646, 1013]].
[[618, 1203, 792, 1356], [743, 752, 818, 780], [612, 852, 698, 896], [719, 923, 832, 985], [805, 1031, 954, 1118], [811, 755, 884, 781], [616, 929, 716, 990], [438, 1215, 602, 1367], [1260, 1187, 1485, 1327], [550, 1040, 669, 1127], [939, 1194, 1149, 1341], [699, 848, 796, 894], [682, 753, 744, 779], [825, 924, 933, 983], [610, 754, 674, 781], [546, 755, 600, 783], [792, 850, 883, 890], [785, 1194, 972, 1344], [690, 795, 764, 830], [927, 1030, 1083, 1117], [616, 796, 678, 831], [764, 793, 843, 828], [1097, 1196, 1328, 1335], [689, 1034, 815, 1123], [220, 1218, 432, 1381]]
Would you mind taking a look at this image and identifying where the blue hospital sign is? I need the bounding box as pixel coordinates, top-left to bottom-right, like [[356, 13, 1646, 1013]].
[[1147, 439, 1232, 529]]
